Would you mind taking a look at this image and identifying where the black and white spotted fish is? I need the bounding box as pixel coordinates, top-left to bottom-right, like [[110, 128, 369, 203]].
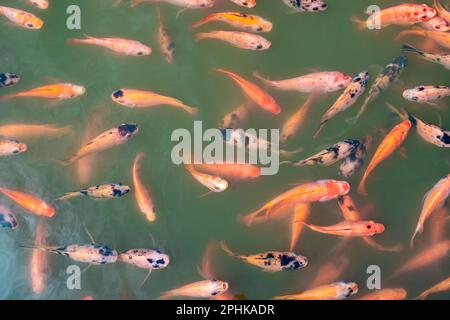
[[119, 249, 170, 270], [314, 71, 369, 138], [408, 113, 450, 148], [0, 206, 18, 230], [283, 0, 328, 12], [219, 104, 249, 129], [339, 141, 368, 178], [56, 183, 130, 201], [351, 56, 407, 123], [0, 73, 20, 88], [220, 241, 308, 272], [403, 85, 450, 106], [0, 139, 27, 156], [402, 44, 450, 70], [289, 139, 361, 167]]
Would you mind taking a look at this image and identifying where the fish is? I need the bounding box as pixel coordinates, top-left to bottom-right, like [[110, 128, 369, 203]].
[[62, 123, 139, 164], [1, 83, 85, 100], [420, 16, 449, 31], [281, 96, 314, 145], [359, 288, 407, 300], [410, 174, 450, 247], [191, 12, 272, 32], [396, 29, 450, 50], [0, 139, 27, 156], [193, 163, 261, 180], [314, 71, 369, 138], [220, 241, 308, 272], [402, 44, 450, 70], [308, 256, 349, 288], [0, 123, 72, 140], [29, 0, 49, 10], [111, 89, 197, 115], [157, 7, 174, 64], [186, 164, 229, 193], [289, 204, 310, 251], [25, 244, 118, 265], [403, 85, 450, 106], [133, 152, 157, 222], [288, 139, 361, 167], [253, 71, 352, 94], [416, 276, 450, 300], [119, 249, 170, 270], [0, 6, 44, 29], [358, 120, 412, 196], [131, 0, 215, 9], [30, 221, 47, 294], [351, 56, 407, 123], [300, 220, 385, 237], [273, 282, 358, 300], [196, 31, 271, 51], [409, 113, 450, 148], [391, 240, 450, 278], [0, 206, 18, 230], [0, 72, 20, 88], [215, 69, 281, 115], [352, 4, 436, 29], [56, 183, 130, 201], [434, 0, 450, 24], [0, 187, 55, 217], [159, 280, 229, 299], [219, 104, 249, 130], [241, 180, 350, 226], [68, 35, 152, 56], [282, 0, 328, 12], [229, 0, 256, 8]]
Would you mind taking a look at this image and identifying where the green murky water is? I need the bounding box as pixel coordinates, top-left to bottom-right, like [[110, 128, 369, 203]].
[[0, 0, 449, 300]]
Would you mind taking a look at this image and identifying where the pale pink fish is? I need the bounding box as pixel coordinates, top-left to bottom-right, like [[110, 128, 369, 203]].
[[420, 16, 450, 31], [68, 35, 152, 56], [196, 31, 271, 51], [0, 6, 43, 29]]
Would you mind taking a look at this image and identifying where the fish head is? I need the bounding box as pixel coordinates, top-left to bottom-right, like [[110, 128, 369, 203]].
[[235, 0, 256, 8], [42, 205, 55, 218], [366, 221, 385, 235], [252, 39, 272, 51], [213, 281, 229, 296], [337, 180, 351, 196], [198, 0, 215, 8], [423, 17, 450, 32], [118, 123, 139, 138], [25, 16, 44, 29], [210, 177, 229, 192], [2, 73, 21, 86], [260, 19, 273, 32], [112, 184, 131, 197], [134, 43, 152, 56], [111, 89, 128, 105], [31, 0, 49, 9], [402, 89, 418, 102], [72, 85, 86, 97], [10, 140, 27, 154], [0, 208, 18, 230], [421, 5, 437, 21], [343, 282, 358, 298], [288, 254, 308, 270], [148, 251, 170, 269]]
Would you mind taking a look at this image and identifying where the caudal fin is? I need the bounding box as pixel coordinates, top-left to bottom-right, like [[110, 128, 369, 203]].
[[191, 16, 212, 29], [55, 191, 81, 201], [219, 241, 237, 257], [179, 103, 198, 116], [195, 33, 210, 43], [350, 16, 368, 31], [238, 207, 265, 227], [410, 226, 423, 248], [312, 122, 326, 139], [401, 44, 422, 55], [67, 38, 87, 46], [252, 72, 272, 87], [358, 178, 368, 196]]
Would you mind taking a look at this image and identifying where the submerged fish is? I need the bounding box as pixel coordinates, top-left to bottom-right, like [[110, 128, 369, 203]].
[[300, 220, 385, 237], [408, 112, 450, 148], [220, 241, 308, 272], [186, 164, 229, 193], [133, 152, 156, 222], [229, 0, 256, 8], [0, 6, 44, 29], [159, 280, 229, 299], [281, 96, 314, 145], [192, 12, 272, 32], [0, 206, 18, 230], [283, 0, 328, 12], [196, 31, 271, 51], [416, 276, 450, 300], [420, 16, 449, 31], [193, 163, 261, 180], [68, 35, 152, 56], [359, 288, 407, 300], [29, 0, 49, 10], [396, 29, 450, 50], [289, 204, 310, 251], [273, 282, 358, 300], [403, 85, 450, 105], [56, 183, 130, 201], [338, 141, 367, 178], [219, 104, 249, 130], [131, 0, 214, 9], [0, 139, 27, 156], [0, 187, 55, 217], [308, 256, 349, 288], [0, 123, 72, 140], [1, 83, 85, 100], [157, 8, 174, 63], [0, 73, 20, 88], [30, 221, 47, 294], [402, 44, 450, 70]]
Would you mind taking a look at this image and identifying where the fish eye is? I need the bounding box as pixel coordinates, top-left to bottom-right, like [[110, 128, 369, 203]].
[[137, 51, 143, 56], [367, 225, 371, 229], [27, 23, 34, 28]]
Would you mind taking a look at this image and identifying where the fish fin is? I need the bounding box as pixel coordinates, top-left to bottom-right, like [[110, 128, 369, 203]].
[[279, 147, 304, 159], [138, 268, 153, 289], [238, 208, 265, 227], [350, 16, 367, 31], [196, 264, 211, 280], [219, 241, 237, 258], [410, 226, 422, 249], [312, 122, 326, 139], [198, 191, 214, 199], [67, 38, 86, 46], [81, 264, 92, 274], [399, 146, 407, 159], [83, 223, 96, 243], [55, 191, 81, 201]]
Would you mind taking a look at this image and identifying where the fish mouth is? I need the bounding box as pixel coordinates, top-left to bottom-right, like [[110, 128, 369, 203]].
[[118, 123, 139, 136]]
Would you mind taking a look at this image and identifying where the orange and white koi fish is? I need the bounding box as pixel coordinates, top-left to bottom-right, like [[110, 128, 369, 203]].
[[359, 288, 407, 300], [0, 6, 43, 29], [219, 104, 249, 129], [30, 221, 47, 294], [403, 85, 450, 106], [281, 96, 314, 145], [309, 256, 349, 288], [417, 276, 450, 300], [314, 71, 369, 138], [253, 71, 352, 94], [62, 124, 139, 164], [220, 241, 308, 272], [186, 164, 229, 193], [157, 8, 174, 64], [112, 89, 197, 115], [68, 35, 152, 56], [0, 187, 55, 217], [396, 29, 450, 50], [0, 123, 72, 140], [402, 44, 450, 70], [410, 174, 450, 247], [391, 240, 450, 278], [300, 220, 385, 237], [242, 180, 350, 226], [192, 12, 272, 32], [273, 282, 358, 300], [353, 4, 436, 29], [434, 0, 450, 23], [289, 204, 310, 251], [194, 163, 261, 180], [358, 120, 412, 196], [159, 280, 229, 299], [56, 183, 130, 201], [196, 31, 271, 51], [29, 0, 49, 10], [1, 83, 85, 100], [0, 139, 27, 156], [216, 69, 280, 114], [131, 0, 214, 9], [133, 152, 156, 222], [229, 0, 256, 8], [421, 16, 449, 31]]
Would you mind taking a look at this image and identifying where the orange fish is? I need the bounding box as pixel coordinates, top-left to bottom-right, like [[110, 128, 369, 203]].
[[391, 240, 450, 278], [215, 69, 281, 115], [30, 221, 47, 294], [416, 276, 450, 300], [300, 220, 385, 237], [193, 163, 261, 181], [289, 204, 310, 251], [358, 288, 407, 300], [0, 6, 43, 29], [196, 31, 271, 51], [273, 282, 358, 300], [1, 83, 85, 100], [0, 187, 55, 217], [396, 29, 450, 50], [358, 120, 412, 196], [192, 12, 272, 32], [281, 96, 315, 145], [159, 280, 229, 299], [0, 123, 72, 140], [308, 256, 349, 289], [133, 152, 156, 222], [68, 35, 152, 56], [241, 180, 350, 226], [411, 174, 450, 247]]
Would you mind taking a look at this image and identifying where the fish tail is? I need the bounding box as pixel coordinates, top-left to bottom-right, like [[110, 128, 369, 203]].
[[401, 44, 423, 56], [135, 151, 145, 164], [409, 226, 423, 248], [67, 38, 88, 46], [350, 16, 367, 31], [219, 241, 238, 258], [177, 102, 198, 116], [20, 245, 56, 253], [279, 147, 304, 159], [0, 93, 16, 101], [191, 15, 214, 29], [55, 191, 81, 201], [358, 175, 369, 196], [312, 122, 326, 139], [239, 207, 266, 227], [252, 72, 272, 87], [395, 30, 425, 41], [415, 290, 430, 300]]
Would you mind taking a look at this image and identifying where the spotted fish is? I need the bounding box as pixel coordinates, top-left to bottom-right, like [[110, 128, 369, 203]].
[[0, 73, 20, 88], [0, 206, 18, 230], [403, 85, 450, 106], [283, 0, 328, 12], [0, 139, 27, 156], [56, 183, 130, 201], [408, 113, 450, 148], [119, 249, 170, 270], [402, 44, 450, 70]]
